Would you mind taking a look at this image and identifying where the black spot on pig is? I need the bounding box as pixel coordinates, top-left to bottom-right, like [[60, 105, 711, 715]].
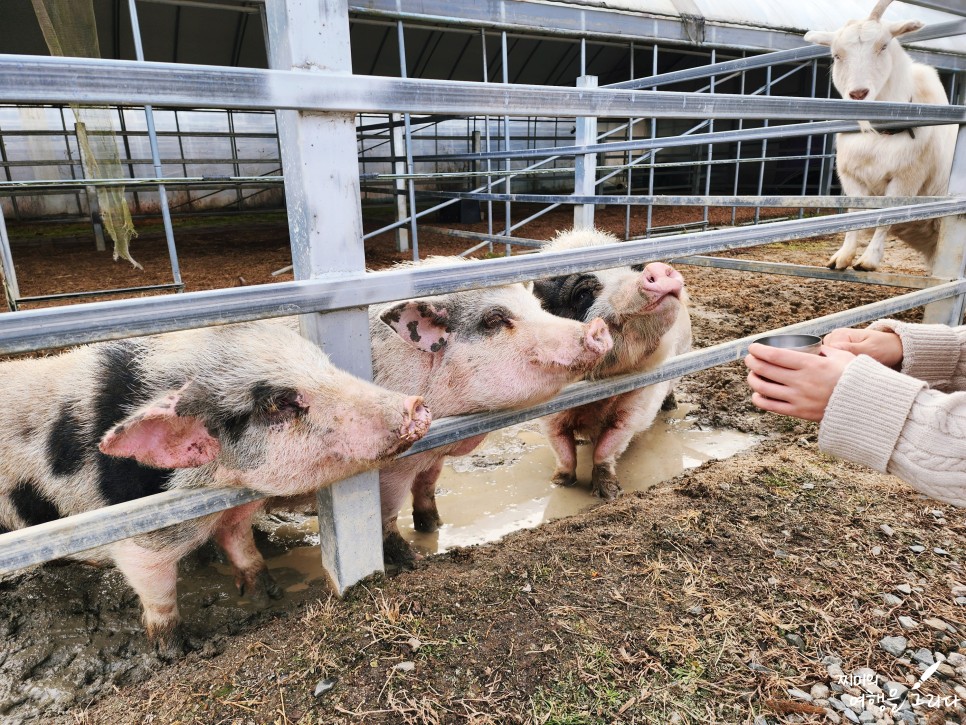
[[429, 338, 446, 352], [533, 274, 602, 322], [10, 479, 60, 525], [92, 342, 175, 505], [48, 404, 86, 476], [407, 320, 422, 343], [250, 382, 306, 426], [0, 524, 9, 535]]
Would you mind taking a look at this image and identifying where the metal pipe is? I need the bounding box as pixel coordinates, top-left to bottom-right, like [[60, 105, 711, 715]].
[[0, 199, 961, 356], [128, 0, 184, 287], [3, 55, 963, 123]]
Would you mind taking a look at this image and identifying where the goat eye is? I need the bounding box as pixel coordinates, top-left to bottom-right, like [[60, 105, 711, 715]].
[[833, 54, 842, 61]]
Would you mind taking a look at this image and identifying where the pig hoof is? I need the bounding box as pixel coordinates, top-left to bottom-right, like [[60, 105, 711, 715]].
[[412, 509, 442, 533], [153, 623, 195, 660], [383, 532, 419, 568], [551, 471, 578, 488], [239, 569, 283, 609], [660, 392, 677, 411], [591, 465, 623, 501]]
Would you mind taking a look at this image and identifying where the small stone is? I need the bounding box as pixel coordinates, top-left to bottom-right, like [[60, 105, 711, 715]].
[[883, 594, 903, 606], [842, 708, 860, 724], [899, 616, 918, 630], [872, 608, 888, 619], [934, 548, 950, 556], [393, 661, 415, 672], [802, 482, 815, 489], [752, 716, 766, 725], [946, 652, 966, 668], [954, 684, 966, 701], [831, 682, 846, 693], [955, 597, 966, 605], [788, 687, 813, 701], [811, 684, 831, 700], [775, 549, 789, 559], [747, 661, 772, 674], [767, 576, 779, 585], [520, 583, 532, 593], [828, 663, 845, 681], [872, 546, 882, 556], [932, 510, 944, 518], [909, 545, 926, 554], [923, 617, 949, 631], [880, 524, 895, 537], [841, 693, 865, 711], [880, 636, 908, 657], [829, 697, 847, 712], [883, 681, 908, 701], [858, 712, 874, 724], [936, 663, 956, 678], [313, 677, 337, 697], [784, 633, 806, 651], [952, 585, 966, 596], [822, 655, 843, 666], [825, 710, 841, 724], [688, 604, 704, 615], [895, 584, 913, 595], [911, 648, 934, 666], [407, 637, 422, 651]]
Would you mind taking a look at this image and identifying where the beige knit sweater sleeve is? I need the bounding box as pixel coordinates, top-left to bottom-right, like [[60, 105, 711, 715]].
[[818, 320, 966, 508]]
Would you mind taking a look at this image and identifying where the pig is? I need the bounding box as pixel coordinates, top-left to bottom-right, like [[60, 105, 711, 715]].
[[370, 257, 614, 564], [532, 228, 692, 500], [0, 320, 430, 653]]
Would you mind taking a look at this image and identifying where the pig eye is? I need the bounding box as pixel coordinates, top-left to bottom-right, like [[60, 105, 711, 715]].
[[253, 385, 308, 425], [480, 307, 513, 331]]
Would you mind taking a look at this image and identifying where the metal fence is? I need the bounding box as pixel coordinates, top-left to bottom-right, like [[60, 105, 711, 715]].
[[0, 0, 964, 595]]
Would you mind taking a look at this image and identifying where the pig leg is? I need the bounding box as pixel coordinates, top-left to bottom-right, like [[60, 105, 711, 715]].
[[111, 540, 189, 657], [411, 458, 445, 533], [412, 434, 486, 533], [591, 388, 667, 500], [544, 415, 579, 487], [213, 502, 281, 609], [380, 461, 421, 566]]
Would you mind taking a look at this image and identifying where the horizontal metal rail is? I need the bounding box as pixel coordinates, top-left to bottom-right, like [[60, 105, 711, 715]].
[[422, 119, 959, 163], [0, 200, 962, 356], [1, 55, 964, 123], [0, 176, 284, 191], [3, 278, 962, 576], [431, 193, 953, 209], [606, 19, 966, 90], [14, 283, 184, 306], [673, 256, 941, 290]]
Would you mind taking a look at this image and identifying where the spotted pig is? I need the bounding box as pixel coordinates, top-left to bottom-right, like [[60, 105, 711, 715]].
[[533, 228, 692, 500], [0, 320, 430, 652], [370, 257, 614, 564]]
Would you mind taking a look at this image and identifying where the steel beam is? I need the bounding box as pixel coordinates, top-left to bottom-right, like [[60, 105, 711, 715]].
[[924, 124, 966, 324], [1, 55, 964, 123], [0, 200, 962, 356], [265, 0, 383, 595]]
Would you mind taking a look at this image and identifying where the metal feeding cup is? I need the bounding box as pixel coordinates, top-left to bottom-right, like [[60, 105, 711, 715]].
[[754, 334, 822, 355]]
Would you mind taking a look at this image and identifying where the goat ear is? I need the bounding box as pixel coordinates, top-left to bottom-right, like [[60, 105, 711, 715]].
[[888, 20, 923, 38], [804, 30, 834, 46]]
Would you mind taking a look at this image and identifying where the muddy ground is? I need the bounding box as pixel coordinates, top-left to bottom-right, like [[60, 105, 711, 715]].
[[1, 204, 964, 724]]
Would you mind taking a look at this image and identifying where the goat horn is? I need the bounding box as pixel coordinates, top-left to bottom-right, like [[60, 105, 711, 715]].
[[869, 0, 893, 20]]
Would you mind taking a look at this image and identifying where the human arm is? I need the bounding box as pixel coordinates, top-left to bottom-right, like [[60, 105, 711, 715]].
[[825, 320, 966, 392]]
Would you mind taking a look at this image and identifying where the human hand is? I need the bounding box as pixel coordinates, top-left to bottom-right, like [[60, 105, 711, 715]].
[[822, 327, 903, 369], [744, 343, 856, 422]]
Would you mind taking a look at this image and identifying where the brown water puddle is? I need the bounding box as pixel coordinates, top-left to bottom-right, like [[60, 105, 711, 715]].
[[250, 408, 758, 581]]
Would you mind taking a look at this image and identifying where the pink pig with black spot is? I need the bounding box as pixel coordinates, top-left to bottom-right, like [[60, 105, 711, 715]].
[[0, 320, 430, 655], [370, 256, 614, 564], [532, 228, 692, 500]]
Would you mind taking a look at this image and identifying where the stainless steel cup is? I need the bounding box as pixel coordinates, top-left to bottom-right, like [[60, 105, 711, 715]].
[[753, 334, 822, 355]]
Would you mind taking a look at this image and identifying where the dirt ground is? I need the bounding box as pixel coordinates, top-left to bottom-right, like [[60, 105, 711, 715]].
[[1, 204, 964, 724]]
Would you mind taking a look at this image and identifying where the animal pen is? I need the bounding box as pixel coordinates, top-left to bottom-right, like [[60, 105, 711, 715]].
[[0, 0, 965, 598]]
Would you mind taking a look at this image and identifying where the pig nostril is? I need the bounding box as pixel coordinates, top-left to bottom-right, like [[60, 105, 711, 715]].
[[849, 89, 868, 100]]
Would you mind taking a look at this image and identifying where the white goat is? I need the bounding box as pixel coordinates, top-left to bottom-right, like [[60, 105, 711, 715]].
[[805, 0, 956, 272]]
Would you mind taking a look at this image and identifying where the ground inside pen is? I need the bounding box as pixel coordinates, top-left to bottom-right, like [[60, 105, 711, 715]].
[[3, 205, 964, 723]]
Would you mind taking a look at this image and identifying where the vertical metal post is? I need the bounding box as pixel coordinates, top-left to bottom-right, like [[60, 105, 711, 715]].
[[481, 29, 493, 249], [754, 65, 772, 224], [228, 110, 244, 209], [731, 59, 745, 225], [266, 0, 384, 595], [0, 201, 20, 310], [703, 49, 715, 227], [923, 125, 966, 325], [74, 122, 108, 251], [573, 75, 598, 231], [117, 108, 142, 214], [0, 125, 22, 221], [625, 41, 634, 240], [646, 44, 657, 237], [128, 0, 183, 288], [501, 31, 511, 255], [391, 113, 409, 252], [396, 21, 419, 261]]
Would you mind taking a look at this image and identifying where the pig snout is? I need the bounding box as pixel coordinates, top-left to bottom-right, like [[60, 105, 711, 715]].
[[583, 317, 613, 357], [638, 262, 684, 302], [399, 395, 432, 443]]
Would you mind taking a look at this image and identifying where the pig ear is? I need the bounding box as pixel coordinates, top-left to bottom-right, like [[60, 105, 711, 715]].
[[804, 30, 834, 46], [380, 300, 451, 354], [99, 388, 220, 469]]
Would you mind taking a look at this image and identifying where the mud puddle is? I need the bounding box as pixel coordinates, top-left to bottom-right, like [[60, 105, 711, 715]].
[[246, 407, 758, 566]]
